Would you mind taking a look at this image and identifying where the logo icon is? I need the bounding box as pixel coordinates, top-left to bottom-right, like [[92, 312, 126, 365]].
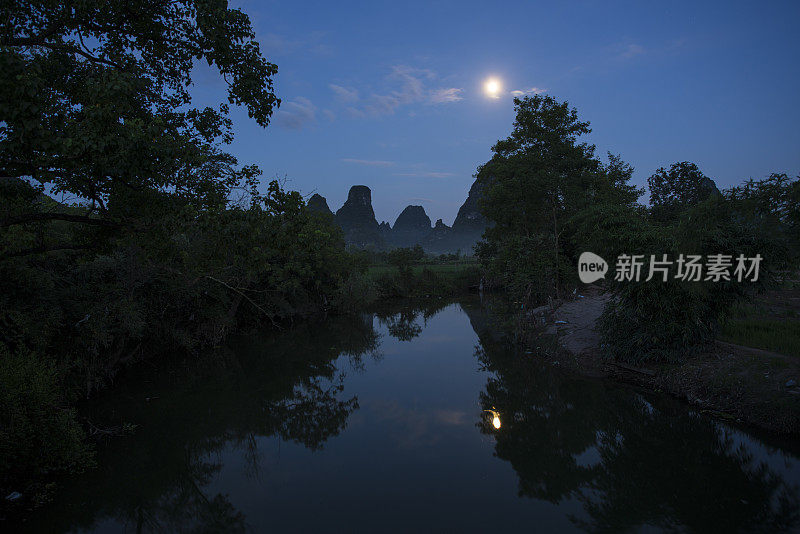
[[578, 252, 608, 284]]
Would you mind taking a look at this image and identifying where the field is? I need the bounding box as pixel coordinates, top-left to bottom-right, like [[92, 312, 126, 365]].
[[720, 284, 800, 358]]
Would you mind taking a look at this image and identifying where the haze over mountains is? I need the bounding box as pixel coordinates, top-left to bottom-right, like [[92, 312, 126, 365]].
[[307, 178, 488, 254]]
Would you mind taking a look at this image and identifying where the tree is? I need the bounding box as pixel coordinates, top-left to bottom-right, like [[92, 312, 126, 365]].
[[647, 162, 719, 222], [387, 245, 424, 275], [477, 95, 640, 302], [0, 0, 279, 237]]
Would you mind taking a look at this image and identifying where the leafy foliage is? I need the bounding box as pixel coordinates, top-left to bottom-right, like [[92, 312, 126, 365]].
[[599, 190, 787, 363], [386, 245, 425, 274], [725, 173, 800, 262], [0, 347, 93, 492], [647, 162, 720, 222], [1, 179, 353, 393], [1, 0, 278, 231], [476, 95, 641, 302]]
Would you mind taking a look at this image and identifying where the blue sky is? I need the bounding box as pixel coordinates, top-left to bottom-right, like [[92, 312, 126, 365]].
[[194, 0, 800, 225]]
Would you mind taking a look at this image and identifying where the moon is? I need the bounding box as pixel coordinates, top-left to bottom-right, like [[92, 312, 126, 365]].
[[484, 77, 502, 99]]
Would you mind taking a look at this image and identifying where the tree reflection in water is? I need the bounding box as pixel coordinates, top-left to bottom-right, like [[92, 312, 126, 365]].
[[20, 314, 381, 533], [374, 300, 450, 342], [466, 299, 800, 533]]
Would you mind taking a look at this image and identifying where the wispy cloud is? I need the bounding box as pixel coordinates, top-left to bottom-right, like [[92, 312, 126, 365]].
[[429, 87, 463, 104], [275, 97, 316, 129], [408, 197, 434, 204], [363, 65, 429, 116], [341, 158, 395, 167], [339, 65, 464, 117], [619, 43, 646, 59], [393, 172, 455, 178], [390, 65, 430, 101], [329, 84, 359, 103], [510, 86, 546, 97]]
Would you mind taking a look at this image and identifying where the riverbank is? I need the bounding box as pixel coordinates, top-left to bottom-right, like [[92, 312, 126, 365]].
[[527, 286, 800, 436]]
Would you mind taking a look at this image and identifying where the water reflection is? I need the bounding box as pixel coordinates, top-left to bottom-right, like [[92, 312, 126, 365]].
[[13, 299, 800, 533], [466, 299, 800, 532], [18, 315, 379, 533], [483, 409, 502, 430], [374, 300, 449, 342]]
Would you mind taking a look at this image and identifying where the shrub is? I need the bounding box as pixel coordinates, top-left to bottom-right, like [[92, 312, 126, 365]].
[[598, 196, 781, 363], [0, 348, 93, 492], [333, 270, 377, 312]]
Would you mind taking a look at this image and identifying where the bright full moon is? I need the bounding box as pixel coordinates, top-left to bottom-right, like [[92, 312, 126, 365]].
[[484, 77, 501, 99]]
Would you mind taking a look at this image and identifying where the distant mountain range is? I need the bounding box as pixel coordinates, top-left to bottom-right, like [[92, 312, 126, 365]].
[[306, 178, 488, 254]]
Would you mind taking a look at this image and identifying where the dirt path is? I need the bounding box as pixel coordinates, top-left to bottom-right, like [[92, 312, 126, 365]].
[[546, 292, 610, 356]]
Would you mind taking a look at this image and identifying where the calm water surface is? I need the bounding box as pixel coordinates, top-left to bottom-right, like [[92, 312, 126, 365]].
[[18, 298, 800, 532]]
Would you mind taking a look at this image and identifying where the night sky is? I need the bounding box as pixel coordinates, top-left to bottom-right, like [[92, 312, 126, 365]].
[[192, 0, 800, 225]]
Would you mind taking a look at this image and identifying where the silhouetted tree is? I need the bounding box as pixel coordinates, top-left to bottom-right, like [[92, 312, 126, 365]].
[[648, 161, 719, 222]]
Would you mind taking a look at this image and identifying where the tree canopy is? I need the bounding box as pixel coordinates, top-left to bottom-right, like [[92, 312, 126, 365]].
[[476, 94, 641, 300], [647, 162, 719, 221], [1, 0, 279, 227]]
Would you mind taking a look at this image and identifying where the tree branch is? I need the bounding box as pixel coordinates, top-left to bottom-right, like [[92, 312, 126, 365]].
[[3, 19, 68, 47], [204, 275, 281, 329]]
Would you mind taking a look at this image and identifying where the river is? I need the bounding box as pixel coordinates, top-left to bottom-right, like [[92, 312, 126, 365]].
[[16, 298, 800, 532]]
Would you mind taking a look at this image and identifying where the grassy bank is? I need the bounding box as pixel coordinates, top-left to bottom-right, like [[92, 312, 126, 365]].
[[721, 319, 800, 359], [720, 287, 800, 358]]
